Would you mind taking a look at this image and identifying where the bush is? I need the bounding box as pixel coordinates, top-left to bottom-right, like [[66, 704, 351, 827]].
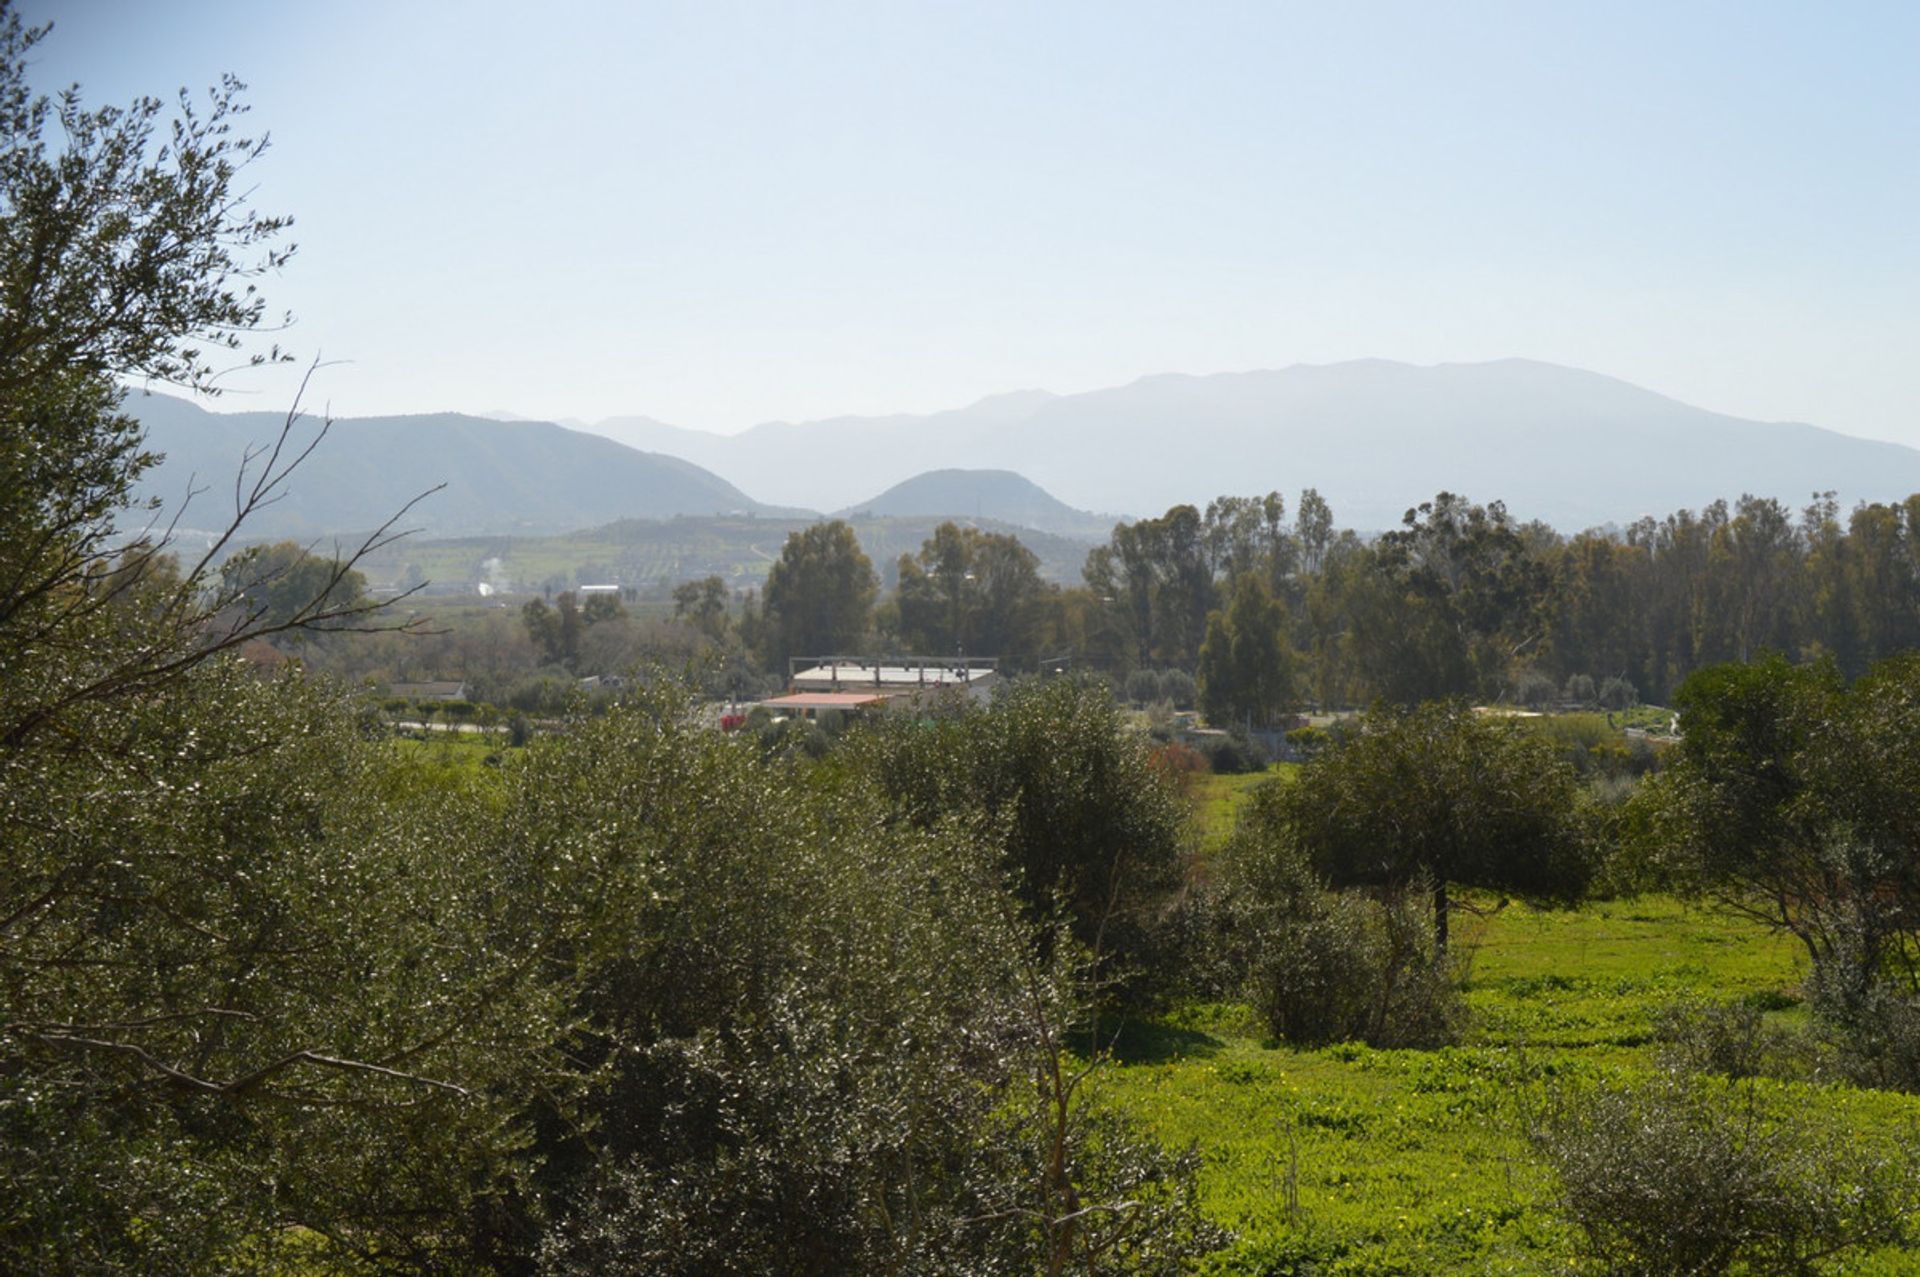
[[507, 712, 534, 747], [1202, 732, 1268, 775], [1531, 1068, 1920, 1275], [1223, 818, 1463, 1049], [1148, 741, 1210, 797], [1159, 668, 1198, 710], [496, 690, 1221, 1273], [1513, 669, 1558, 708], [1807, 960, 1920, 1093], [1283, 723, 1330, 760], [844, 676, 1190, 990], [1653, 998, 1806, 1081], [1126, 668, 1198, 710], [1564, 673, 1597, 706], [1597, 675, 1636, 710], [1244, 885, 1463, 1049]]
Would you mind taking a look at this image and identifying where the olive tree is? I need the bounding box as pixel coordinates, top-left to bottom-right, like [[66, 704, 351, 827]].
[[487, 686, 1219, 1275], [1264, 701, 1588, 954], [1632, 653, 1920, 1087], [843, 676, 1192, 982], [0, 13, 542, 1268]]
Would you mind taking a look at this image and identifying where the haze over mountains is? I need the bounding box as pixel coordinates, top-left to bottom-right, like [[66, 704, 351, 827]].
[[835, 469, 1118, 542], [585, 360, 1920, 531], [126, 394, 794, 539], [128, 359, 1920, 546]]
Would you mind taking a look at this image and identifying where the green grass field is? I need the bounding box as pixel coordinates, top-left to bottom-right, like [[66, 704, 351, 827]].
[[1096, 893, 1920, 1274], [1099, 768, 1920, 1275]]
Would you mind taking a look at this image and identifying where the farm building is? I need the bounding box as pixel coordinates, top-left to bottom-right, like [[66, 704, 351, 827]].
[[790, 656, 998, 704], [747, 656, 1000, 720]]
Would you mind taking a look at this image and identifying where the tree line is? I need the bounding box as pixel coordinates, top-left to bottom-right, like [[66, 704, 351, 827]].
[[711, 483, 1920, 728]]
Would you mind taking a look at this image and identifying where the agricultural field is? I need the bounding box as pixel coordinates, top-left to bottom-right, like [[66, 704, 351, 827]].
[[1114, 773, 1920, 1275]]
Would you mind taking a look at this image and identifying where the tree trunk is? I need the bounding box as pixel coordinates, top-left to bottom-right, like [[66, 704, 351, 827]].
[[1433, 878, 1449, 957]]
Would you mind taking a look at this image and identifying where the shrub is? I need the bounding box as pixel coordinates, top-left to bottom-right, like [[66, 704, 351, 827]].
[[1653, 998, 1806, 1081], [1513, 669, 1558, 708], [844, 676, 1190, 989], [1244, 885, 1463, 1049], [1159, 668, 1198, 710], [1202, 732, 1268, 775], [1807, 960, 1920, 1093], [1597, 675, 1636, 710], [1126, 668, 1199, 710], [1223, 819, 1463, 1049], [507, 712, 534, 748], [1531, 1068, 1920, 1275], [500, 691, 1222, 1274], [1149, 741, 1211, 796], [1564, 673, 1597, 706], [1283, 723, 1329, 760]]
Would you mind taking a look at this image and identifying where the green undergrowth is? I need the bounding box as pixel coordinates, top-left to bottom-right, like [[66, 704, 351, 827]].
[[1098, 898, 1920, 1273], [1191, 764, 1297, 849]]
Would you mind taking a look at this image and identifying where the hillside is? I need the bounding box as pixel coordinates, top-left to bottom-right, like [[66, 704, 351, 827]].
[[348, 513, 1096, 597], [578, 360, 1920, 530], [123, 394, 795, 539], [835, 468, 1117, 541]]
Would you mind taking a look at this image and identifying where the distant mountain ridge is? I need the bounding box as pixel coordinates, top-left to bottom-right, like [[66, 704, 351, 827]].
[[573, 360, 1920, 531], [835, 469, 1118, 541], [125, 394, 796, 540]]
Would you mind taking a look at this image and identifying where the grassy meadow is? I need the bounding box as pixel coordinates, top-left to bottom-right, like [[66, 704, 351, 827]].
[[1098, 769, 1920, 1275]]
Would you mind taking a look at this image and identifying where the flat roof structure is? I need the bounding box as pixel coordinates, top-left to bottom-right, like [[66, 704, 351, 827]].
[[758, 691, 889, 710]]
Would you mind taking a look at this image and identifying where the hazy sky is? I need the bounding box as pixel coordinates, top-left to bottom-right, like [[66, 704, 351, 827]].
[[26, 1, 1920, 443]]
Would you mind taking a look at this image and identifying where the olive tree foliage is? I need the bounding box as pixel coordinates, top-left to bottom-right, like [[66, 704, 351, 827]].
[[0, 8, 430, 753], [1628, 655, 1920, 973], [1219, 783, 1463, 1048], [1530, 1067, 1920, 1275], [1262, 702, 1588, 953], [489, 688, 1218, 1275], [1631, 653, 1920, 1088], [2, 670, 578, 1273], [842, 676, 1193, 982], [0, 13, 532, 1268]]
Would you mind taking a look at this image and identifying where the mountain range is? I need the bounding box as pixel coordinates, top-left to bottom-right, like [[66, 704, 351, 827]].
[[126, 359, 1920, 548], [124, 394, 796, 539], [578, 359, 1920, 531]]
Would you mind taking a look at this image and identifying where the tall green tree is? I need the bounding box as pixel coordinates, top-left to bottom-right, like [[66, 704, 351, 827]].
[[1630, 653, 1920, 983], [217, 539, 368, 629], [893, 521, 1050, 659], [671, 573, 731, 640], [761, 520, 877, 669], [1196, 574, 1295, 730], [1083, 504, 1216, 671]]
